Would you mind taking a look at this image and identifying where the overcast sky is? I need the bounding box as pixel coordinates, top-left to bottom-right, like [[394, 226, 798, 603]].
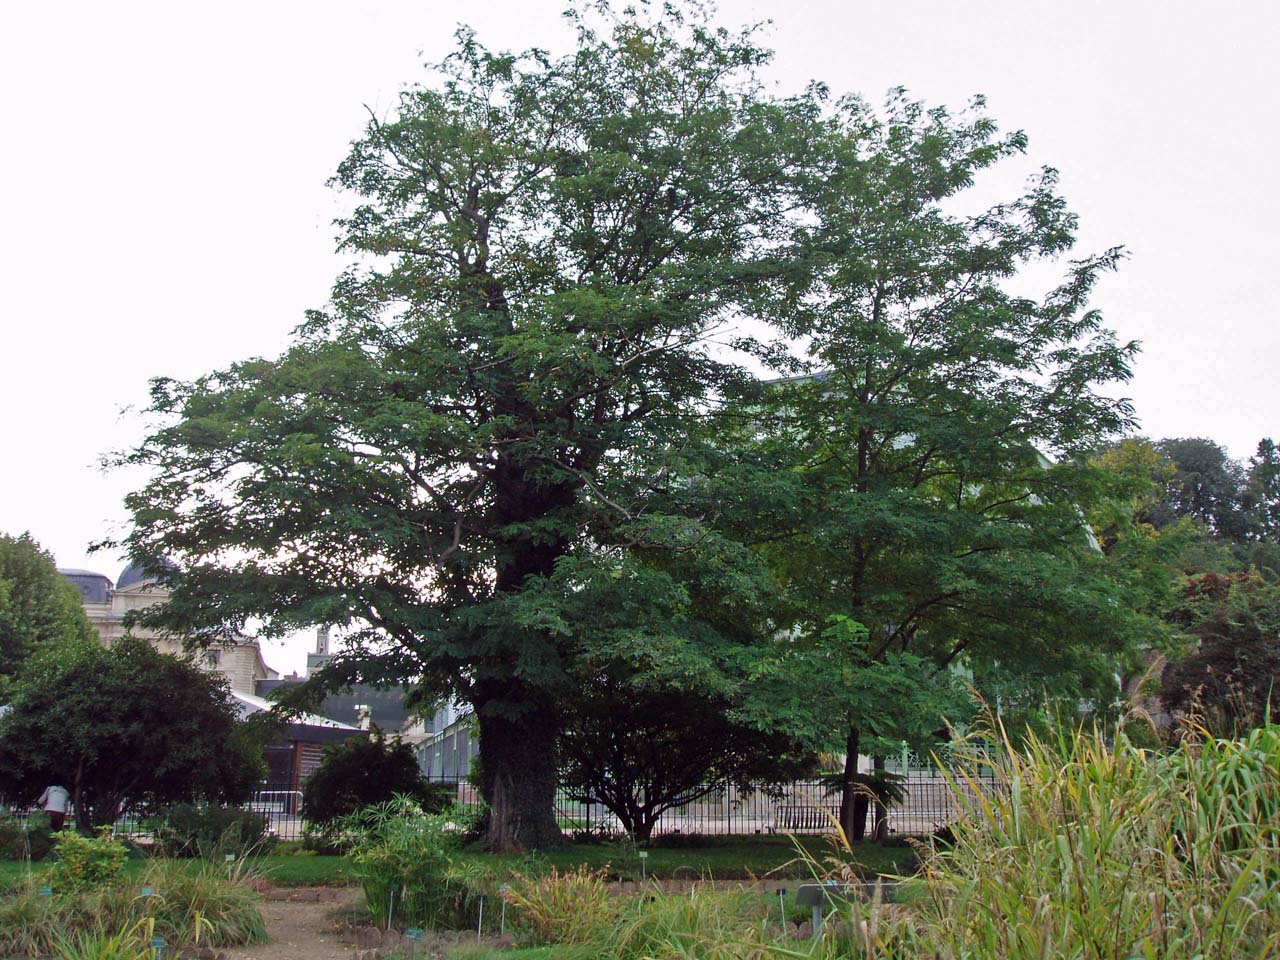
[[2, 1, 1276, 674]]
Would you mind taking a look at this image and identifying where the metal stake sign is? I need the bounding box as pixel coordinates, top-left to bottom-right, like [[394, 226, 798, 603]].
[[405, 927, 422, 960]]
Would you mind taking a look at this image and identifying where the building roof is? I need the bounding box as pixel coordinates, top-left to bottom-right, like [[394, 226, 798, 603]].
[[117, 559, 176, 591], [229, 690, 361, 730], [58, 569, 112, 604]]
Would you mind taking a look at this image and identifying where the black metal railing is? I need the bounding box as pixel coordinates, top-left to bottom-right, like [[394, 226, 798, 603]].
[[0, 768, 998, 846]]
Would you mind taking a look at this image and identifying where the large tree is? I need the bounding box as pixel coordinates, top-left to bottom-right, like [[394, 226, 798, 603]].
[[111, 5, 822, 850], [0, 532, 97, 692], [1148, 437, 1251, 539], [742, 92, 1159, 840], [0, 638, 261, 831]]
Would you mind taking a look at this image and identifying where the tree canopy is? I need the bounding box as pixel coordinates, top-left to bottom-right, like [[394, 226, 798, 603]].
[[0, 638, 262, 830], [0, 532, 97, 693]]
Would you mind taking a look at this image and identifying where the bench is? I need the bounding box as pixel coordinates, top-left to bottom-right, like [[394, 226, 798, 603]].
[[771, 804, 839, 833]]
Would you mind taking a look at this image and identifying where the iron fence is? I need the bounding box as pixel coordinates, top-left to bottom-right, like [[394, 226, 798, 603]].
[[419, 768, 1000, 840], [1, 769, 998, 846]]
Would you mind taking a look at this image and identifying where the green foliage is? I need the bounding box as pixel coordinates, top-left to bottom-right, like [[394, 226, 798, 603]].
[[301, 729, 444, 831], [155, 804, 273, 859], [608, 887, 773, 960], [135, 857, 269, 947], [338, 795, 477, 929], [861, 724, 1280, 959], [1150, 437, 1252, 539], [47, 830, 128, 892], [0, 531, 97, 692], [0, 857, 267, 957], [1162, 572, 1280, 735], [0, 638, 262, 830], [50, 924, 153, 960], [464, 727, 1280, 959], [728, 88, 1158, 836], [1247, 438, 1280, 543], [0, 812, 54, 861], [559, 674, 818, 841], [105, 1, 1166, 855], [502, 865, 613, 946]]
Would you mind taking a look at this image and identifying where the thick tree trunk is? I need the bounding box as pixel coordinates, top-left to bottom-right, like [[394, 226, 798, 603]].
[[839, 726, 866, 843], [476, 698, 563, 852]]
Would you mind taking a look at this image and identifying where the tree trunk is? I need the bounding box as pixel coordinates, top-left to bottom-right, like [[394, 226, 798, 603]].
[[871, 755, 889, 843], [476, 698, 563, 852], [73, 761, 92, 834], [839, 726, 865, 843]]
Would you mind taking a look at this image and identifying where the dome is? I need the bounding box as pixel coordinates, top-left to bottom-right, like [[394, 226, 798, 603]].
[[116, 559, 176, 590]]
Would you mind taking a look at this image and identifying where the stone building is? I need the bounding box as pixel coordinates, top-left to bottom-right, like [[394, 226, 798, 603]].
[[59, 563, 278, 695]]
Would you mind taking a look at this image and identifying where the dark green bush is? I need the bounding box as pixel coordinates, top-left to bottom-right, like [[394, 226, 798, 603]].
[[0, 813, 53, 861], [156, 804, 274, 858], [301, 729, 445, 832]]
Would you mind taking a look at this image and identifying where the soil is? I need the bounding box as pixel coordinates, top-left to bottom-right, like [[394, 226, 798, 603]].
[[226, 888, 358, 960]]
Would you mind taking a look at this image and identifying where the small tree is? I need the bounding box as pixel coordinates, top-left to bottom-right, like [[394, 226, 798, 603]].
[[301, 728, 445, 831], [558, 675, 817, 841], [0, 638, 261, 830]]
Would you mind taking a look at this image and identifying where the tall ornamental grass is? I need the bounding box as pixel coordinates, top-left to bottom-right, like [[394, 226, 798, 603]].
[[0, 856, 267, 957], [840, 723, 1280, 959]]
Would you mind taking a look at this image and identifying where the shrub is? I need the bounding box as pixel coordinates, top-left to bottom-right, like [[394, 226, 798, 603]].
[[47, 830, 127, 892], [609, 887, 772, 960], [338, 794, 476, 929], [0, 813, 54, 861], [502, 866, 613, 946], [50, 925, 152, 960], [135, 858, 269, 947], [0, 857, 268, 957], [155, 804, 274, 858], [302, 729, 445, 834]]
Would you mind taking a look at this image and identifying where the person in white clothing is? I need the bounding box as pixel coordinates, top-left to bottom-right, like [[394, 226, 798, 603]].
[[37, 784, 69, 831]]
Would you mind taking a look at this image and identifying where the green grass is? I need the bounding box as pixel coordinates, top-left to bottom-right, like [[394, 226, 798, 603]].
[[254, 854, 355, 886], [0, 854, 356, 890], [459, 834, 915, 883], [2, 835, 917, 892]]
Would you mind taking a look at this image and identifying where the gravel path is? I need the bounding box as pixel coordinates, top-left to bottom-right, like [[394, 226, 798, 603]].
[[225, 889, 357, 960]]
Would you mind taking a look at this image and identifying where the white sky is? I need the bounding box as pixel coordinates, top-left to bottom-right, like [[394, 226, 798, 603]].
[[2, 1, 1276, 674]]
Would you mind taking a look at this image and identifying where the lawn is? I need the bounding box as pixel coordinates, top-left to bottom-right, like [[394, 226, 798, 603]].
[[463, 834, 916, 883], [1, 835, 918, 890]]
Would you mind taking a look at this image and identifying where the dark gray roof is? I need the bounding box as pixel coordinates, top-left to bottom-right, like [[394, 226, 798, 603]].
[[117, 559, 176, 590], [59, 569, 112, 604]]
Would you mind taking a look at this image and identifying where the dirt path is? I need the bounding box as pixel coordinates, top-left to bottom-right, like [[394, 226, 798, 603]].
[[225, 889, 358, 960]]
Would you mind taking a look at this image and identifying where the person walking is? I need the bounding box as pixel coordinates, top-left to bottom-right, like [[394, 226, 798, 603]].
[[37, 784, 69, 831]]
